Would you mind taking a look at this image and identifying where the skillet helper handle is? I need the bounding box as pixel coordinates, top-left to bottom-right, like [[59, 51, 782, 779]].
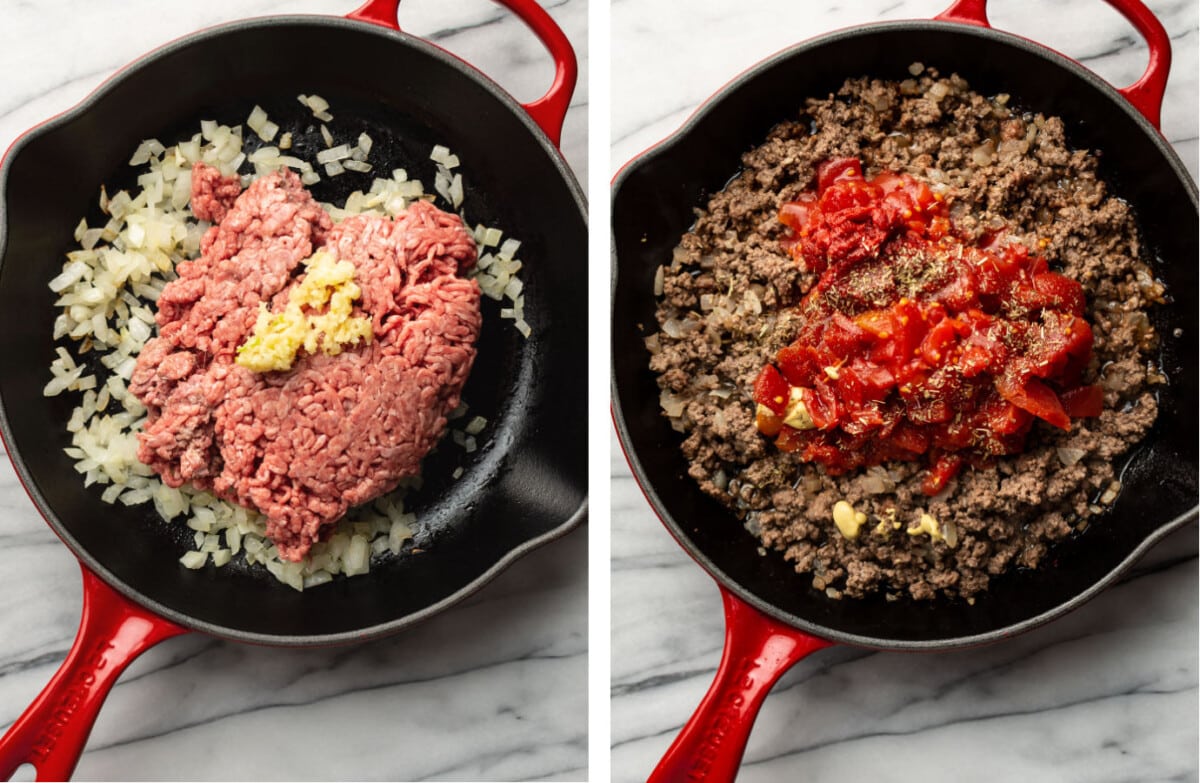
[[346, 0, 577, 147], [648, 589, 833, 783], [0, 565, 186, 781], [935, 0, 1171, 129]]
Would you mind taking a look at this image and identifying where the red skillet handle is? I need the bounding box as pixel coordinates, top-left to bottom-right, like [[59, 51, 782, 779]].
[[347, 0, 577, 147], [0, 564, 186, 781], [648, 588, 833, 783], [936, 0, 1171, 129]]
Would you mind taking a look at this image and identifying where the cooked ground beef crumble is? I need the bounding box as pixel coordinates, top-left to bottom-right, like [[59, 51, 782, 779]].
[[648, 69, 1165, 601]]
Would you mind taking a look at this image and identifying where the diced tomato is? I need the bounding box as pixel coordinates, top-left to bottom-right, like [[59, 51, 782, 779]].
[[855, 309, 896, 340], [815, 158, 863, 193], [824, 216, 890, 265], [842, 403, 888, 435], [980, 396, 1030, 436], [776, 342, 821, 387], [778, 195, 817, 233], [877, 175, 938, 229], [1025, 252, 1049, 277], [758, 157, 1098, 479], [975, 248, 1022, 299], [889, 299, 926, 361], [920, 317, 961, 367], [845, 358, 895, 400], [806, 382, 841, 430], [1026, 312, 1093, 380], [996, 373, 1070, 430], [1032, 272, 1086, 315], [929, 262, 980, 312], [906, 391, 954, 425], [925, 215, 951, 239], [921, 452, 963, 496], [1060, 384, 1104, 418], [959, 344, 992, 378], [935, 415, 977, 451], [889, 421, 930, 455], [871, 171, 907, 196], [821, 312, 868, 359], [775, 425, 806, 453], [800, 440, 845, 468], [753, 364, 789, 415]]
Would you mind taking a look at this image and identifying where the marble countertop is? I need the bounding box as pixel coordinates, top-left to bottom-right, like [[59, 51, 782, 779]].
[[0, 1, 587, 781], [610, 1, 1198, 781]]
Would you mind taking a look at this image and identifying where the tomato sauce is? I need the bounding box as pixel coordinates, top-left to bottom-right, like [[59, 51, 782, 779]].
[[753, 158, 1103, 495]]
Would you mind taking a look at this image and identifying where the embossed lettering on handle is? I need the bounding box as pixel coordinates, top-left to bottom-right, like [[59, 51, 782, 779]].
[[0, 565, 186, 781], [648, 589, 833, 783]]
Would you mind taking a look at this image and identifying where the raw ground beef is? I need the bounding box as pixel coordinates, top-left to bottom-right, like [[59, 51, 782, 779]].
[[649, 69, 1166, 601], [131, 163, 481, 561]]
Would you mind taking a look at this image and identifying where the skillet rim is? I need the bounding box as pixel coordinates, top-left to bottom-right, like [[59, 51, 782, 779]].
[[0, 14, 588, 647], [610, 18, 1198, 651]]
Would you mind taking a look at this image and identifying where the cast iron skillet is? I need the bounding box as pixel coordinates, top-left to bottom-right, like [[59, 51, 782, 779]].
[[612, 0, 1197, 779], [0, 0, 585, 779]]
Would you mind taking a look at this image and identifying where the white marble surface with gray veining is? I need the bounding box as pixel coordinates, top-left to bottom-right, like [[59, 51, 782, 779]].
[[0, 1, 587, 780], [611, 1, 1198, 781]]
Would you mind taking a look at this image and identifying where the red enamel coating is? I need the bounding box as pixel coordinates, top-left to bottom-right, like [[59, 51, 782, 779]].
[[936, 0, 1170, 129], [347, 0, 404, 30], [347, 0, 577, 147], [0, 565, 186, 781], [648, 589, 833, 783]]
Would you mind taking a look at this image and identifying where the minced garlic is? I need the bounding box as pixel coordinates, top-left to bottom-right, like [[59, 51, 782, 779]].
[[236, 250, 373, 372], [782, 387, 816, 430], [832, 500, 868, 540], [907, 513, 941, 541], [906, 512, 957, 547]]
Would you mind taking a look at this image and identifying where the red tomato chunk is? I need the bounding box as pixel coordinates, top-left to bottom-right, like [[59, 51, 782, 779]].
[[754, 159, 1102, 495]]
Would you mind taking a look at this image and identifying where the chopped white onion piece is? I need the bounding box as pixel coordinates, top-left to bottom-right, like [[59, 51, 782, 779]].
[[246, 105, 268, 133], [316, 144, 351, 164], [497, 238, 521, 261], [306, 94, 329, 114], [180, 551, 207, 569]]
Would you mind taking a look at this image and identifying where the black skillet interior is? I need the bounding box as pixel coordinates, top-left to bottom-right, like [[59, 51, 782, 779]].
[[0, 17, 586, 644], [612, 21, 1198, 649]]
